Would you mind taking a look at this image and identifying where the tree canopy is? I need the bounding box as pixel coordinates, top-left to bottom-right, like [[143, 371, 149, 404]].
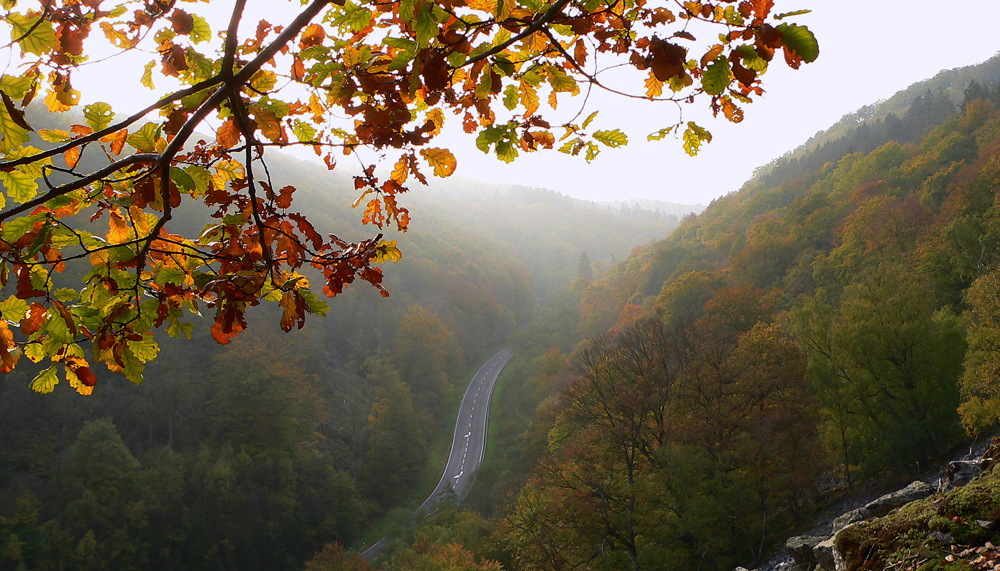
[[0, 0, 816, 391]]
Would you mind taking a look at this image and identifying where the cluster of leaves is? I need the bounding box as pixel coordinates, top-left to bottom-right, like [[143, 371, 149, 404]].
[[0, 0, 814, 393]]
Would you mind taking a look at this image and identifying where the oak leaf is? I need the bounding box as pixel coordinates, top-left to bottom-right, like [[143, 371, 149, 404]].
[[420, 147, 457, 177]]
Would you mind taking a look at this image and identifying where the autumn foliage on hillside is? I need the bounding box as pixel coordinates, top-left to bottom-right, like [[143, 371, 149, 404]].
[[488, 83, 1000, 570]]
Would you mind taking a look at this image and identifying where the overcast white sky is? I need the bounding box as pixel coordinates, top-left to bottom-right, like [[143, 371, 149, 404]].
[[13, 0, 1000, 205]]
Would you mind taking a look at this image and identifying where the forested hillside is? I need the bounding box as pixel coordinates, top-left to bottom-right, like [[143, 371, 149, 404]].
[[0, 148, 676, 570], [301, 64, 1000, 571], [479, 74, 1000, 571]]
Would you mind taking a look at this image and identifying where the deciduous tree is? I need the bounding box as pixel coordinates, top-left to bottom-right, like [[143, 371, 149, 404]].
[[0, 0, 817, 391]]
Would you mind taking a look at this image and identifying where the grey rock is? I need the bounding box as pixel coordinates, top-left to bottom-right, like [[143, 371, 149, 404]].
[[865, 480, 935, 514], [785, 536, 824, 570], [814, 536, 840, 571], [939, 460, 982, 493], [831, 507, 867, 533], [833, 481, 934, 533], [927, 530, 954, 543]]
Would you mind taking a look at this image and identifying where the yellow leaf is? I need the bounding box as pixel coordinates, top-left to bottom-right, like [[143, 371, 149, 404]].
[[520, 81, 539, 116], [108, 207, 131, 244], [44, 88, 77, 112], [700, 44, 725, 68], [466, 0, 494, 14], [66, 366, 94, 396], [130, 205, 153, 237], [426, 109, 445, 136], [523, 32, 547, 52], [496, 0, 515, 20], [419, 147, 457, 177], [64, 146, 81, 169], [390, 155, 409, 184], [645, 71, 663, 98]]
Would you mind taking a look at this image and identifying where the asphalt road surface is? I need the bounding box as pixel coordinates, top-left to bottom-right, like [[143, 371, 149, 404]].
[[361, 347, 514, 559]]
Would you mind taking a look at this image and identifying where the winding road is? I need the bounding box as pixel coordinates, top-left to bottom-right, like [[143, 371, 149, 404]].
[[361, 347, 514, 559]]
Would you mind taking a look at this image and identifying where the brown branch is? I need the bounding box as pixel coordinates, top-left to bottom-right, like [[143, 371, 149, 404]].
[[0, 78, 226, 170], [0, 154, 158, 223], [463, 0, 573, 67], [10, 0, 52, 45]]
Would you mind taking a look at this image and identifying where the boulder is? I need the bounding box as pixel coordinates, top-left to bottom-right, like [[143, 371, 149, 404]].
[[813, 536, 842, 571], [939, 460, 982, 493], [831, 507, 866, 533], [785, 535, 824, 570], [833, 481, 934, 532], [865, 480, 935, 515]]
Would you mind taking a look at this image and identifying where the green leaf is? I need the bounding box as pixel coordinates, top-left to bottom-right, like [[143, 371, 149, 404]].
[[776, 23, 819, 63], [593, 129, 627, 148], [495, 140, 518, 163], [682, 121, 712, 156], [84, 102, 114, 132], [53, 288, 79, 303], [298, 289, 329, 316], [581, 111, 599, 130], [141, 61, 156, 89], [127, 122, 161, 152], [384, 37, 417, 50], [547, 66, 577, 93], [446, 51, 466, 68], [0, 99, 30, 153], [414, 4, 438, 47], [474, 71, 493, 99], [736, 45, 768, 72], [1, 214, 41, 242], [701, 56, 730, 96], [28, 265, 47, 294], [185, 166, 210, 197], [774, 9, 812, 20], [24, 342, 46, 363], [344, 3, 372, 32], [190, 14, 212, 43], [170, 166, 196, 192], [292, 120, 317, 142], [502, 85, 519, 111], [0, 74, 35, 100], [0, 169, 37, 205], [128, 336, 159, 363], [154, 267, 186, 287], [38, 128, 71, 143], [475, 126, 506, 153], [388, 49, 417, 71], [0, 295, 28, 322], [122, 347, 145, 384], [399, 0, 417, 22], [45, 309, 74, 344], [167, 318, 194, 340], [8, 12, 58, 56], [493, 57, 515, 77], [29, 366, 59, 394]]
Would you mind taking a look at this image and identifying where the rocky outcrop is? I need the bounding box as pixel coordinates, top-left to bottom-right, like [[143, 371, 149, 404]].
[[784, 535, 824, 570], [739, 439, 1000, 571], [832, 480, 935, 532], [939, 459, 982, 493], [813, 534, 845, 571], [787, 481, 939, 570]]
